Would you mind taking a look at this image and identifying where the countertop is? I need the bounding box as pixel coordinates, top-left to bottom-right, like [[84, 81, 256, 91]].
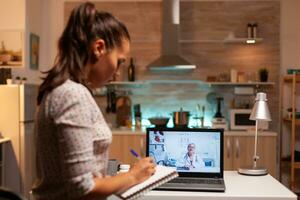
[[108, 171, 296, 200], [111, 129, 277, 137]]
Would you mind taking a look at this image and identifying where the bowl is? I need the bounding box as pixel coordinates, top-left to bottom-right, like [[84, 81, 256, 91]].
[[148, 117, 170, 127]]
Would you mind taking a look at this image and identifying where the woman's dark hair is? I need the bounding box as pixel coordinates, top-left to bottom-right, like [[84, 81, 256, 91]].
[[37, 2, 130, 105]]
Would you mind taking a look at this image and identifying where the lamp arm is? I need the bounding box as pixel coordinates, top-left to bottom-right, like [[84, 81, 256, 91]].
[[253, 120, 259, 168]]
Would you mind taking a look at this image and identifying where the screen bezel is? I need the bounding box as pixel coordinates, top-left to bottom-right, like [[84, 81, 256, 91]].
[[146, 127, 224, 178]]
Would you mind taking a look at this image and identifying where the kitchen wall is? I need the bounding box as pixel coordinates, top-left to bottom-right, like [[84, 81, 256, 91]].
[[179, 1, 280, 130], [0, 0, 48, 84], [0, 0, 24, 29], [1, 0, 298, 154], [64, 1, 280, 131]]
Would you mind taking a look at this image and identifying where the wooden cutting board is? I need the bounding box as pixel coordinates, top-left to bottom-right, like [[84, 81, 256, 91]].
[[116, 96, 132, 127]]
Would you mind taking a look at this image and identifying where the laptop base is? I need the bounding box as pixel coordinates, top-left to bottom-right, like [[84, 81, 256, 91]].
[[155, 179, 225, 192]]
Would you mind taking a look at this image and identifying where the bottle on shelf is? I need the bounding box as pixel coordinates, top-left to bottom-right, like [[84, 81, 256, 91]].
[[247, 23, 253, 38], [128, 57, 135, 82], [252, 23, 258, 38], [134, 104, 141, 130]]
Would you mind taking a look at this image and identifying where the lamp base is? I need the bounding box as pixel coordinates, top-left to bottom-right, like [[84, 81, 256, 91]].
[[238, 166, 268, 176]]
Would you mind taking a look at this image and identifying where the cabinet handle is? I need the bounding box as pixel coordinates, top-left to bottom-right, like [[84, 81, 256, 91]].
[[235, 138, 240, 158], [226, 138, 231, 158]]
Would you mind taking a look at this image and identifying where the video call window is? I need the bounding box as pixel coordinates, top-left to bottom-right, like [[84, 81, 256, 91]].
[[148, 130, 221, 173]]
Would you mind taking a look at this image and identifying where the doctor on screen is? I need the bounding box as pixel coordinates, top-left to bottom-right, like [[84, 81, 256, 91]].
[[181, 143, 205, 170]]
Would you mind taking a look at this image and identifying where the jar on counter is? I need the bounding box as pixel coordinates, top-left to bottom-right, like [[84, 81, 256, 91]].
[[118, 164, 130, 174]]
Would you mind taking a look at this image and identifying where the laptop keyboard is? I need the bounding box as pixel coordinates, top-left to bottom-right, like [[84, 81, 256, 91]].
[[169, 178, 223, 185]]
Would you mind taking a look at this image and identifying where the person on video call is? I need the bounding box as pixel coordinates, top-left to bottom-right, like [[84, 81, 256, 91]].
[[182, 143, 204, 170]]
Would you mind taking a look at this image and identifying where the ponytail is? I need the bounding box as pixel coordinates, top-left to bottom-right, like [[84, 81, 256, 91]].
[[37, 2, 130, 105]]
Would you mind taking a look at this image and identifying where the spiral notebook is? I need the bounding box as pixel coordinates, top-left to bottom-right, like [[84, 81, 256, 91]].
[[117, 165, 178, 200]]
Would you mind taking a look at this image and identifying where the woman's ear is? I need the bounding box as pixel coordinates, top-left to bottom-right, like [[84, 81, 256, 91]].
[[93, 39, 106, 58]]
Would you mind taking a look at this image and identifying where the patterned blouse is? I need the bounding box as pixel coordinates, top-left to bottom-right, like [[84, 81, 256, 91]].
[[32, 79, 112, 200]]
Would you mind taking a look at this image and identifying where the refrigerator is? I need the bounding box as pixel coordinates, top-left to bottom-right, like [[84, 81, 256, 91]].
[[0, 84, 38, 198]]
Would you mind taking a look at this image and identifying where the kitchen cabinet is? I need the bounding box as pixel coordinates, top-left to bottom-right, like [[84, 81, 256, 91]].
[[110, 131, 277, 178], [224, 134, 277, 178]]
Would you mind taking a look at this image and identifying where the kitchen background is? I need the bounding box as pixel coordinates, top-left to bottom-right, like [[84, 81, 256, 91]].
[[0, 0, 299, 158], [1, 0, 300, 196], [64, 1, 279, 131]]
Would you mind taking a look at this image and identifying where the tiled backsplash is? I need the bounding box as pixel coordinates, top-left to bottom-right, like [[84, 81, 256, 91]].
[[94, 83, 274, 130]]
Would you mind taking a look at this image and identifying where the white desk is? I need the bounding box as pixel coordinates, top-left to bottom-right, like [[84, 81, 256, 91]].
[[108, 171, 297, 200]]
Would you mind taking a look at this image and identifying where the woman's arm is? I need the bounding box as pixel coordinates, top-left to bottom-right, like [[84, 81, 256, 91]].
[[80, 157, 155, 199], [51, 86, 155, 199]]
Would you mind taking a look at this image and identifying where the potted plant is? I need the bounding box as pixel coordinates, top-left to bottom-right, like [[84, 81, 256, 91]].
[[0, 41, 12, 65], [259, 68, 269, 82]]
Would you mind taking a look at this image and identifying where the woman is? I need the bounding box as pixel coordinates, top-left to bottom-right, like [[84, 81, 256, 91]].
[[32, 2, 155, 200]]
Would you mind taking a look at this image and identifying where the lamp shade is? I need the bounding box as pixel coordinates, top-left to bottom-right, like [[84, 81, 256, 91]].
[[249, 93, 271, 121]]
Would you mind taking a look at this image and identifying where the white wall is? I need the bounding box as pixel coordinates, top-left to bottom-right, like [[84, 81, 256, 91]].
[[11, 0, 45, 84], [0, 0, 25, 29]]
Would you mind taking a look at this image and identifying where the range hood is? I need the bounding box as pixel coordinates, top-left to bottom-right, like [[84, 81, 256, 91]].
[[147, 0, 196, 71]]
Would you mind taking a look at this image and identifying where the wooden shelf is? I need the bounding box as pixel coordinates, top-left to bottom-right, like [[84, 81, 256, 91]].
[[283, 118, 300, 125], [281, 73, 300, 191], [179, 39, 223, 43], [179, 37, 263, 44], [223, 37, 263, 44], [207, 81, 275, 86], [294, 162, 300, 169], [107, 80, 275, 86], [283, 75, 300, 83], [106, 81, 147, 89]]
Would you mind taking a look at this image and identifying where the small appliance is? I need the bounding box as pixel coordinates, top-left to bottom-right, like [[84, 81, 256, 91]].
[[212, 97, 228, 130], [230, 109, 269, 130]]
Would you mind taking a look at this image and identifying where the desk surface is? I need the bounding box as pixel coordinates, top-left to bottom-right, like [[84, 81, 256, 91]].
[[109, 171, 297, 200]]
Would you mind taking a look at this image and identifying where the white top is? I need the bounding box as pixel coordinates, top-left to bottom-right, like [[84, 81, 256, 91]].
[[33, 80, 112, 200], [108, 171, 297, 200]]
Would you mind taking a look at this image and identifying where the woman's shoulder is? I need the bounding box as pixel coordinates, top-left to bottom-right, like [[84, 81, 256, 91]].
[[51, 79, 92, 101], [47, 79, 100, 122]]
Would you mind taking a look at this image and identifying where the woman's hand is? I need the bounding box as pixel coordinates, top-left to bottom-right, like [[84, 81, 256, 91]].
[[128, 157, 156, 185]]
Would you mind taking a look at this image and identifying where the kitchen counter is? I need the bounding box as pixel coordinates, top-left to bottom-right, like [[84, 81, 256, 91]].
[[108, 171, 296, 200], [110, 129, 278, 176], [111, 129, 277, 137]]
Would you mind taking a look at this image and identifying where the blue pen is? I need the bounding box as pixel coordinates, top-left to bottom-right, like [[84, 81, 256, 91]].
[[130, 149, 141, 160]]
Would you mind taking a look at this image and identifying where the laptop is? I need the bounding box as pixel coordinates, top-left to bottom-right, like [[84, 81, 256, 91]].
[[146, 128, 225, 192]]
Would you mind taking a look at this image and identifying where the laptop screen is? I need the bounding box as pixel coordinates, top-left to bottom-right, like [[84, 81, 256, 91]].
[[146, 128, 223, 177]]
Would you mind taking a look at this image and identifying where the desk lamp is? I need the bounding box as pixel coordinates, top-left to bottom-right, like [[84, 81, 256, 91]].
[[238, 92, 271, 176]]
